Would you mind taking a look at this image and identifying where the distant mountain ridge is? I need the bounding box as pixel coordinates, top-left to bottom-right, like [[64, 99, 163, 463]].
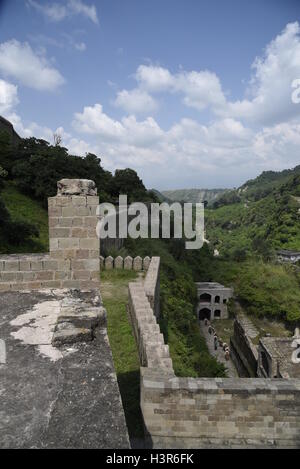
[[160, 188, 228, 205]]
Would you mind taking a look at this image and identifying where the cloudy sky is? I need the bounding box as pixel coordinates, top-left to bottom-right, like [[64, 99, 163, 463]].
[[1, 0, 300, 189]]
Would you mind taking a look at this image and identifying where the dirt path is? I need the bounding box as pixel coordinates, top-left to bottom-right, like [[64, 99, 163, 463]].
[[199, 320, 238, 378]]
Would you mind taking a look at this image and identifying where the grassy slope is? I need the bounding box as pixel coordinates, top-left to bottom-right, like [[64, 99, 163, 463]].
[[100, 269, 144, 439], [0, 182, 48, 253]]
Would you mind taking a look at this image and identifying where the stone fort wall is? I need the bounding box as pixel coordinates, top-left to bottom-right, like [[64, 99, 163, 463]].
[[128, 258, 300, 448], [230, 318, 258, 377], [0, 179, 100, 291]]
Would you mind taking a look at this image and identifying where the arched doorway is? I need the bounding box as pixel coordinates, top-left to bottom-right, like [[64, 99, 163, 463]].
[[199, 308, 211, 321], [199, 293, 211, 303], [215, 295, 220, 303], [214, 310, 221, 318]]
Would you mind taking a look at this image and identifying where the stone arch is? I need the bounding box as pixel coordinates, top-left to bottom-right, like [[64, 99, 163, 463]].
[[215, 295, 220, 304], [199, 293, 211, 303], [199, 308, 211, 321], [214, 310, 221, 318]]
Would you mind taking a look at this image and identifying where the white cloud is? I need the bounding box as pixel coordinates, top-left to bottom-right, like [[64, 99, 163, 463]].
[[0, 79, 18, 114], [0, 40, 65, 91], [128, 22, 300, 125], [74, 42, 87, 52], [71, 99, 300, 188], [73, 104, 125, 139], [219, 22, 300, 125], [4, 21, 300, 189], [27, 0, 98, 24], [136, 65, 174, 92], [7, 112, 55, 141], [123, 65, 227, 113], [68, 0, 98, 24], [114, 88, 158, 114]]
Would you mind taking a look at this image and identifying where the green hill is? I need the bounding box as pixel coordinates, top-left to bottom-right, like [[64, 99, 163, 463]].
[[0, 182, 48, 254], [207, 166, 300, 255]]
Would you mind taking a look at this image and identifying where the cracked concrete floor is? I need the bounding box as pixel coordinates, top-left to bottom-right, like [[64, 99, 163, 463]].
[[0, 290, 130, 449]]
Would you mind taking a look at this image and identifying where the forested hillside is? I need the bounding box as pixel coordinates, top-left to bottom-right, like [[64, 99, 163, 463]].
[[207, 166, 300, 256], [0, 128, 157, 253], [162, 188, 227, 205], [1, 121, 300, 334]]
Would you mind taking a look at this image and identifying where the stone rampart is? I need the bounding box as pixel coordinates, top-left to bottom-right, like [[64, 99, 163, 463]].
[[128, 257, 300, 448], [141, 368, 300, 448], [144, 256, 160, 318], [128, 257, 171, 373], [230, 318, 258, 377], [100, 255, 151, 272], [0, 179, 100, 291]]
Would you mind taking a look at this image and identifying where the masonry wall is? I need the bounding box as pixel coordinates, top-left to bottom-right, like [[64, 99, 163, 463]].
[[48, 192, 100, 289], [0, 179, 100, 292], [128, 258, 300, 449], [141, 369, 300, 448], [128, 257, 171, 373], [230, 318, 258, 377], [143, 256, 160, 318]]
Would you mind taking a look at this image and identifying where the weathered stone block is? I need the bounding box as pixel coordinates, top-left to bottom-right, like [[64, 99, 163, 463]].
[[36, 271, 54, 281], [79, 238, 99, 250], [105, 256, 114, 269], [71, 227, 88, 238], [1, 272, 18, 282], [30, 260, 43, 271], [84, 216, 98, 228], [72, 217, 84, 227], [48, 206, 62, 217], [71, 196, 87, 206], [49, 239, 59, 251], [124, 256, 133, 270], [52, 323, 92, 346], [133, 256, 143, 271], [4, 260, 19, 271], [115, 256, 123, 269], [55, 196, 70, 207], [58, 217, 73, 227], [73, 270, 91, 280], [143, 256, 151, 271], [49, 227, 71, 238], [57, 179, 97, 196], [19, 260, 31, 271], [58, 238, 80, 249]]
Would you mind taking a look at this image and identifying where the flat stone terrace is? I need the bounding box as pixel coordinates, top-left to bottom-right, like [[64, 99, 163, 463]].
[[0, 289, 130, 449]]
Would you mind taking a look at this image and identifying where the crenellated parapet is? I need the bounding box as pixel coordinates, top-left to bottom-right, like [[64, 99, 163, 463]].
[[0, 179, 100, 291]]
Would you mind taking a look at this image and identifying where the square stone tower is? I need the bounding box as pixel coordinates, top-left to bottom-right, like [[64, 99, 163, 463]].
[[48, 179, 100, 290]]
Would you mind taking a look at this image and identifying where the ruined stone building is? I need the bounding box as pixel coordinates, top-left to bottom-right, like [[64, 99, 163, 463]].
[[258, 335, 300, 379], [196, 282, 233, 320]]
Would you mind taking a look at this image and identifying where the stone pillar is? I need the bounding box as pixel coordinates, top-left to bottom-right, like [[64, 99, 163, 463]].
[[48, 179, 100, 290]]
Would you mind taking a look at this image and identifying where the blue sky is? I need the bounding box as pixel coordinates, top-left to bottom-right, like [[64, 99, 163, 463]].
[[1, 0, 300, 190]]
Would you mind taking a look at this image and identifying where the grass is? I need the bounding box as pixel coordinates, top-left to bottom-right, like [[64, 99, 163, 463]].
[[100, 269, 144, 439], [1, 182, 48, 253]]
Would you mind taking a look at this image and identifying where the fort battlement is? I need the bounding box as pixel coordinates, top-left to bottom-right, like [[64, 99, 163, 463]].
[[0, 179, 100, 291], [128, 258, 300, 449]]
